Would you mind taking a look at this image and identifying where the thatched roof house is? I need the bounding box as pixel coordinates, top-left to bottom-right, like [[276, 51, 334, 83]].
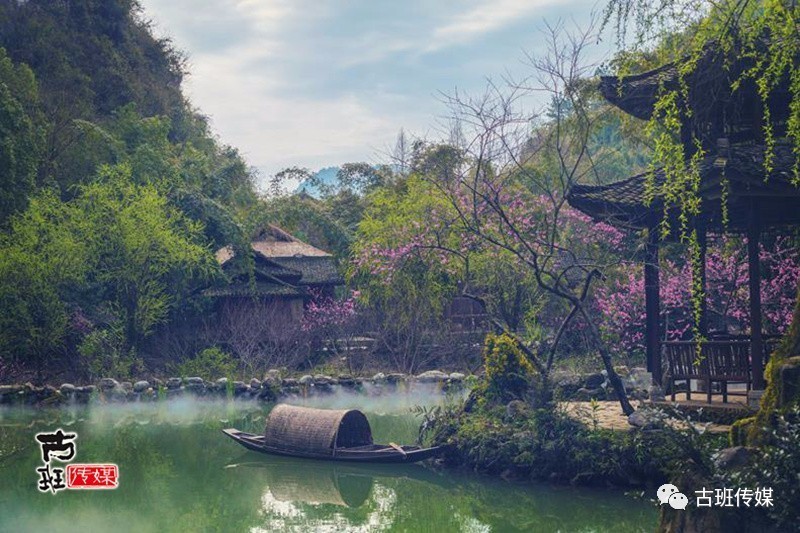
[[203, 226, 343, 333], [206, 225, 342, 300]]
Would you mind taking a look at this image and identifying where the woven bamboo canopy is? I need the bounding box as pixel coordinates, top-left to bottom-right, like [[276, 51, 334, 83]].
[[263, 404, 373, 458]]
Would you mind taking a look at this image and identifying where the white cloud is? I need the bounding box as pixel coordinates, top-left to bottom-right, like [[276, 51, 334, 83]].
[[178, 35, 412, 180], [193, 78, 405, 178], [336, 35, 417, 68], [139, 0, 599, 185], [428, 0, 556, 50], [234, 0, 294, 28]]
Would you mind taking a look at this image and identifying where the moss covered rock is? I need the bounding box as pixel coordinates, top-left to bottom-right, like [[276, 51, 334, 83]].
[[778, 356, 800, 408], [731, 290, 800, 446], [740, 355, 800, 445]]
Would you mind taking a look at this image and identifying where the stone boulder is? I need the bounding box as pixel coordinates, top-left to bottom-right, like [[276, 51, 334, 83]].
[[337, 374, 356, 387], [258, 381, 278, 401], [416, 370, 449, 383], [552, 372, 583, 397], [106, 384, 128, 402], [574, 387, 604, 400], [185, 380, 205, 394], [628, 409, 664, 430], [584, 373, 605, 389], [713, 446, 755, 470], [313, 375, 334, 386], [98, 378, 119, 390], [232, 381, 248, 395]]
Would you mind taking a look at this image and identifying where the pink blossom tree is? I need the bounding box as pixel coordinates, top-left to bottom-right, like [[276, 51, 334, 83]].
[[300, 289, 362, 372], [594, 236, 800, 361], [352, 22, 648, 414]]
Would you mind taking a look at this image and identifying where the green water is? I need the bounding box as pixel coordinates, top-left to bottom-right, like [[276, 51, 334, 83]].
[[0, 399, 657, 532]]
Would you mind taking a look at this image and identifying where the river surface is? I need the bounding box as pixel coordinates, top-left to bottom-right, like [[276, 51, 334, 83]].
[[0, 397, 657, 532]]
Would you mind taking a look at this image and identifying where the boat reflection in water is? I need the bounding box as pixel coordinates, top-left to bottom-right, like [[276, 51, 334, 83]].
[[228, 455, 449, 507], [227, 455, 455, 531], [227, 452, 659, 532], [255, 460, 373, 508]]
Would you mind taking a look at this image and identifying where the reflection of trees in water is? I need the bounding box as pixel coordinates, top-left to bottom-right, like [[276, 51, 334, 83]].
[[0, 405, 266, 532], [251, 460, 657, 532], [0, 424, 31, 464], [0, 406, 657, 532], [402, 478, 656, 532], [255, 484, 396, 532]]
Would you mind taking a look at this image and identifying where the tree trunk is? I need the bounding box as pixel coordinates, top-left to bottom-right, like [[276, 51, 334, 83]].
[[578, 306, 635, 415]]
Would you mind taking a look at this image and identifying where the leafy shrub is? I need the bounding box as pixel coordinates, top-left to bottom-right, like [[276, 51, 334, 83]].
[[173, 347, 237, 381], [479, 333, 535, 404], [427, 396, 726, 487], [78, 322, 142, 380], [0, 357, 21, 382], [725, 407, 800, 529]]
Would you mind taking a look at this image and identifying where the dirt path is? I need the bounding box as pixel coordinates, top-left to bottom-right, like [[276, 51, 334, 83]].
[[560, 401, 732, 434]]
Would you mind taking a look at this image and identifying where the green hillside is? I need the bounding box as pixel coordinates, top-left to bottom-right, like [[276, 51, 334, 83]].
[[0, 0, 257, 376]]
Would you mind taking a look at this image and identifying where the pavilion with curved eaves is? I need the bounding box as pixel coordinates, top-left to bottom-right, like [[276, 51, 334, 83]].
[[568, 49, 800, 405]]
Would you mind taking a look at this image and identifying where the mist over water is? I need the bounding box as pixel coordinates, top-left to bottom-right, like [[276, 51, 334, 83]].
[[0, 388, 656, 532], [1, 384, 463, 433], [281, 382, 468, 414]]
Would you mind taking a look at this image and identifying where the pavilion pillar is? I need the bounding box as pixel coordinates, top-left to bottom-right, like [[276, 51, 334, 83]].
[[644, 225, 662, 385], [694, 220, 709, 396], [748, 202, 765, 391], [696, 220, 708, 337]]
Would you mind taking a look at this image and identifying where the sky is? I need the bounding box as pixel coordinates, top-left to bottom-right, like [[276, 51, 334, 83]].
[[139, 0, 607, 186]]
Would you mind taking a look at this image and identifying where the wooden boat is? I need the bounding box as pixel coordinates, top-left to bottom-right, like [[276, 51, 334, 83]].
[[223, 404, 446, 463]]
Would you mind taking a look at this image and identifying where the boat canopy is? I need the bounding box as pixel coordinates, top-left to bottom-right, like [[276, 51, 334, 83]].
[[263, 404, 373, 457]]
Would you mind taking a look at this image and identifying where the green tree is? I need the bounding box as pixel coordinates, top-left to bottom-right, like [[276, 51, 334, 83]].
[[73, 164, 218, 348], [0, 164, 219, 372], [0, 48, 44, 223]]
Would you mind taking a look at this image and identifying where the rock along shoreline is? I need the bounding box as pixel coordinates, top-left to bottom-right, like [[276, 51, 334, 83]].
[[0, 370, 470, 407]]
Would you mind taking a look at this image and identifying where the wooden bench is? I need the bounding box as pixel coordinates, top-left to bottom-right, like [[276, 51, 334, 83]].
[[664, 341, 751, 403]]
